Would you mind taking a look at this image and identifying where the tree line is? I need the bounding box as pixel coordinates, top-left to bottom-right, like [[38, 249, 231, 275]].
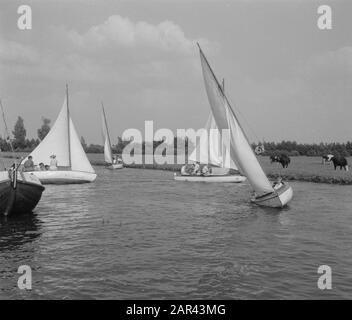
[[256, 141, 352, 157], [1, 116, 351, 157]]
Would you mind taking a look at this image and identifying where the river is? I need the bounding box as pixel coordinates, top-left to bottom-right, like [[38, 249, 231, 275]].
[[1, 167, 352, 299]]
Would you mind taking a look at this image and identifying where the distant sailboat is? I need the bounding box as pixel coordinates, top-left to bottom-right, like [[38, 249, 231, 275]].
[[198, 44, 293, 207], [174, 112, 246, 183], [25, 85, 97, 184], [0, 100, 44, 216], [175, 79, 246, 183], [101, 103, 123, 170]]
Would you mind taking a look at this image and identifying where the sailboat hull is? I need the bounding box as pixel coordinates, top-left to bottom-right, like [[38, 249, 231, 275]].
[[0, 172, 45, 216], [251, 183, 293, 208], [106, 163, 124, 170], [29, 170, 97, 185], [174, 172, 246, 183]]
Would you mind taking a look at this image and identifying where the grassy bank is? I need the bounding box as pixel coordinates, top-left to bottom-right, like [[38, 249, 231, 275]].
[[89, 154, 352, 185]]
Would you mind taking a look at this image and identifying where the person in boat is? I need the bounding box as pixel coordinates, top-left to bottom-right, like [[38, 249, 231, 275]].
[[192, 161, 201, 175], [49, 154, 58, 171], [273, 177, 283, 190], [38, 162, 46, 171], [23, 156, 35, 172], [201, 165, 210, 176], [112, 155, 118, 165]]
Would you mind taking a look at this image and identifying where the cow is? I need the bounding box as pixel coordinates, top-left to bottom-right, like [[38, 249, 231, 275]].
[[322, 154, 334, 165], [270, 154, 291, 168], [331, 156, 349, 171]]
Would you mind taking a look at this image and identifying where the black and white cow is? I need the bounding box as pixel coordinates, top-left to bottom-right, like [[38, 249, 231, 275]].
[[331, 156, 349, 171], [322, 154, 334, 165], [270, 154, 291, 168]]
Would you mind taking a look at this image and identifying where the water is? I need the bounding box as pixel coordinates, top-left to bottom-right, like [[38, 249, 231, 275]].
[[1, 167, 352, 299]]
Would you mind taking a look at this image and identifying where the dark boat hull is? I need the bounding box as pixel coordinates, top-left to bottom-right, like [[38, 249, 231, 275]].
[[0, 177, 45, 216]]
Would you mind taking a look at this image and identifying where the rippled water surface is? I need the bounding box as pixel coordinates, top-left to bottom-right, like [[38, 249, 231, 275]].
[[1, 167, 352, 299]]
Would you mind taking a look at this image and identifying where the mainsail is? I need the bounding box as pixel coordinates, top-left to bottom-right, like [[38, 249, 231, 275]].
[[198, 45, 273, 195], [101, 105, 113, 164], [189, 113, 237, 170], [29, 92, 95, 174]]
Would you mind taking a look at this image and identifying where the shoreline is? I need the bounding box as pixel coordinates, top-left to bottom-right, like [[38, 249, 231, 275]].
[[90, 160, 352, 185], [2, 153, 352, 185]]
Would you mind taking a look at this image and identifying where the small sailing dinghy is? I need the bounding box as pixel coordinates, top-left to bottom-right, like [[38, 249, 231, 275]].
[[101, 104, 123, 170], [24, 85, 97, 184], [0, 100, 44, 216], [198, 44, 293, 208], [174, 113, 246, 183]]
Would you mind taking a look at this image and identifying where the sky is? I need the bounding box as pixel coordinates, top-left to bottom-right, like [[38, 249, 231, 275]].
[[0, 0, 351, 144]]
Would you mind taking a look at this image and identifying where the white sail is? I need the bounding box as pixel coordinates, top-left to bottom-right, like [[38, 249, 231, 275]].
[[101, 107, 113, 164], [199, 46, 273, 195], [208, 115, 223, 167], [69, 118, 95, 173], [29, 96, 95, 174], [189, 113, 238, 170]]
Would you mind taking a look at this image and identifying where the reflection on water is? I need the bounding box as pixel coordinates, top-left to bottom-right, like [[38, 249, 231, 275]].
[[1, 167, 352, 299]]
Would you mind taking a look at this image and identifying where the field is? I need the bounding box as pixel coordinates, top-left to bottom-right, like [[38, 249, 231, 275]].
[[1, 152, 352, 185]]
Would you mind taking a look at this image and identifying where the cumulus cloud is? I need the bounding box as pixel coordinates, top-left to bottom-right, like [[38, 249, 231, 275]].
[[68, 15, 207, 56]]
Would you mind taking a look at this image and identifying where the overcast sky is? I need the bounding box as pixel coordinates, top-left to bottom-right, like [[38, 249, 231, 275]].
[[0, 0, 351, 144]]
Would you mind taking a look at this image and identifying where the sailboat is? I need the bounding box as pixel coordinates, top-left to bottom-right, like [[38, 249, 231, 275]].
[[174, 111, 246, 183], [101, 104, 123, 170], [0, 100, 44, 216], [24, 85, 97, 184], [198, 44, 293, 207]]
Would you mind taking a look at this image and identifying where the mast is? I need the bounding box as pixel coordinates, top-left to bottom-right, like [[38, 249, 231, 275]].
[[66, 84, 72, 168], [101, 102, 113, 159], [0, 99, 15, 156]]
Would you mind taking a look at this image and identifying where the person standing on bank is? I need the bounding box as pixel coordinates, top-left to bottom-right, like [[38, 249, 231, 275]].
[[49, 154, 58, 171]]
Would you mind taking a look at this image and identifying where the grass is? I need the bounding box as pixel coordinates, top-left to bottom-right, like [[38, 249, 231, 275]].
[[2, 152, 352, 185]]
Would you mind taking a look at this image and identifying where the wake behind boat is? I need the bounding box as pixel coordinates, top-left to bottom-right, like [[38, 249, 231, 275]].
[[198, 44, 293, 208], [24, 85, 97, 184], [101, 103, 124, 170]]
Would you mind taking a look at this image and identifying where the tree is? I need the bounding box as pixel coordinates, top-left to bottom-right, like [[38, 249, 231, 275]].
[[12, 116, 26, 149], [37, 117, 51, 141]]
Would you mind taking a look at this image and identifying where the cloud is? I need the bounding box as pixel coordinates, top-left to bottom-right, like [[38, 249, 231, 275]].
[[0, 37, 39, 65], [68, 15, 207, 56]]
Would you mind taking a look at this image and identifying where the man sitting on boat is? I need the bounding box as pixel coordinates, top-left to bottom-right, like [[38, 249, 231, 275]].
[[38, 162, 46, 171], [201, 165, 210, 176], [23, 156, 35, 172], [49, 155, 58, 171], [192, 162, 201, 175], [273, 177, 283, 190]]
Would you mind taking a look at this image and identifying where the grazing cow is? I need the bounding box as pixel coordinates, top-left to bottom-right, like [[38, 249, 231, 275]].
[[322, 154, 334, 165], [331, 156, 349, 171], [270, 154, 291, 168]]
